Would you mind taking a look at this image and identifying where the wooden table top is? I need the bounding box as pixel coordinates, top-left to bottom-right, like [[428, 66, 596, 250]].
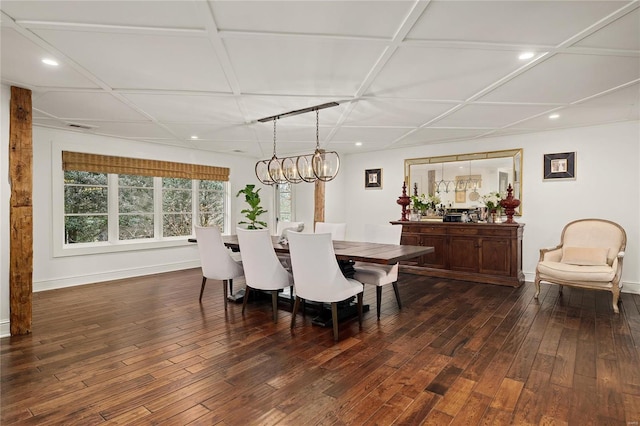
[[222, 235, 434, 265]]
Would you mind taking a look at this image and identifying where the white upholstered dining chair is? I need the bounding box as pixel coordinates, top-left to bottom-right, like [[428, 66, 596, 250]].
[[194, 226, 244, 309], [314, 222, 346, 240], [236, 228, 294, 323], [287, 231, 364, 341], [353, 223, 404, 319]]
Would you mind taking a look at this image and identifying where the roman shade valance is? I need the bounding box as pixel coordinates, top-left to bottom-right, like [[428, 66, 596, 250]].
[[62, 151, 229, 181]]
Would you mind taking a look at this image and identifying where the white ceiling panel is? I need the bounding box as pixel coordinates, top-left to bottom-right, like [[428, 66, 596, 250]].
[[433, 104, 558, 128], [330, 126, 412, 145], [163, 122, 258, 142], [0, 0, 205, 29], [0, 1, 637, 159], [575, 8, 640, 51], [0, 28, 99, 89], [406, 0, 628, 45], [344, 99, 456, 127], [32, 29, 231, 92], [392, 128, 491, 147], [212, 1, 414, 38], [480, 53, 640, 104], [122, 93, 243, 123], [34, 91, 149, 121], [366, 46, 527, 100], [224, 37, 385, 96]]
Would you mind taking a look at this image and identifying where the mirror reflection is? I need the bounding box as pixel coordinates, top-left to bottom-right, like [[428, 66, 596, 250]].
[[405, 149, 522, 216]]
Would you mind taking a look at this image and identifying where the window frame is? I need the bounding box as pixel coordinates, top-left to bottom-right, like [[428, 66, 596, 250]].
[[275, 182, 295, 227]]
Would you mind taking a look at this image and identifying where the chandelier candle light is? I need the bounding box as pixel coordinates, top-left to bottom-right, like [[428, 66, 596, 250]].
[[255, 102, 340, 185]]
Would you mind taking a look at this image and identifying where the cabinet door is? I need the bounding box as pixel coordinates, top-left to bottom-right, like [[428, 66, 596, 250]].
[[400, 234, 421, 266], [449, 237, 479, 272], [479, 239, 510, 276], [420, 235, 446, 269]]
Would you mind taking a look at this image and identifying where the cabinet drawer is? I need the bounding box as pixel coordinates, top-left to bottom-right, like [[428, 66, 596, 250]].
[[478, 228, 513, 237], [415, 226, 445, 234], [448, 227, 479, 235]]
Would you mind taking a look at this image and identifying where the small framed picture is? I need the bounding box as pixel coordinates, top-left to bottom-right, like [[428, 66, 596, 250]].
[[365, 168, 382, 189], [544, 152, 576, 180]]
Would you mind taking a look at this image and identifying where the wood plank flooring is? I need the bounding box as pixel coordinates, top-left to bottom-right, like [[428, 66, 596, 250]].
[[2, 269, 640, 425]]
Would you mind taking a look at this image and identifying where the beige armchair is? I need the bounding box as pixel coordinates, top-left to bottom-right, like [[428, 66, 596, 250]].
[[534, 218, 626, 313]]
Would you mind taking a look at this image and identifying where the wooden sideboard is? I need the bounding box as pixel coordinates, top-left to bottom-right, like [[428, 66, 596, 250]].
[[390, 221, 525, 287]]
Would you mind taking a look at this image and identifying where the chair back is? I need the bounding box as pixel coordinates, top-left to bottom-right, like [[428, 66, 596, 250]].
[[236, 228, 292, 290], [287, 232, 361, 302], [194, 226, 243, 280], [276, 221, 304, 236], [314, 222, 346, 240], [561, 219, 627, 264], [364, 223, 402, 245]]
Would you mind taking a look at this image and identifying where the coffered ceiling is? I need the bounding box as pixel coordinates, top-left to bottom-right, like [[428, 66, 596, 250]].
[[1, 1, 638, 158]]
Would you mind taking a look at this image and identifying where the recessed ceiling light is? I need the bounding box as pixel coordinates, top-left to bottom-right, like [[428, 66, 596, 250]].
[[518, 52, 535, 60], [355, 142, 362, 146], [549, 113, 560, 119], [42, 58, 59, 66], [190, 135, 199, 139]]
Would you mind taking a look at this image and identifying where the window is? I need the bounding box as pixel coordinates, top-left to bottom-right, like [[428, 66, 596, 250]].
[[276, 183, 293, 223], [64, 171, 108, 244], [59, 151, 230, 254]]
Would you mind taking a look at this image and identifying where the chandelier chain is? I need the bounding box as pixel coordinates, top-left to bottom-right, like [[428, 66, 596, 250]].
[[273, 117, 277, 156], [316, 109, 319, 149]]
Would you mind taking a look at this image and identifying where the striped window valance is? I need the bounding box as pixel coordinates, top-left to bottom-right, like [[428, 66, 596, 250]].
[[62, 151, 229, 181]]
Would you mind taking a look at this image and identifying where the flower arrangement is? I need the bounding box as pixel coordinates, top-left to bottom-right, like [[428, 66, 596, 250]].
[[481, 191, 504, 212], [411, 193, 441, 213]]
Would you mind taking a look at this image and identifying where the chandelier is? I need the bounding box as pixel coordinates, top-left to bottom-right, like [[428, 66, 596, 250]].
[[255, 102, 340, 185]]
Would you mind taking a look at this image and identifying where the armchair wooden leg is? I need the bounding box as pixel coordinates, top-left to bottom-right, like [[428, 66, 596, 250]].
[[272, 290, 278, 323], [199, 277, 207, 302], [376, 286, 382, 320], [331, 302, 339, 341], [534, 274, 541, 299], [291, 296, 301, 328], [223, 279, 228, 310], [242, 286, 251, 314], [612, 286, 621, 314], [392, 281, 402, 310]]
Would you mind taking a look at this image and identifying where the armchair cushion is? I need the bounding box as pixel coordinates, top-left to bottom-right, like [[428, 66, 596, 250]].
[[537, 261, 615, 285], [561, 246, 609, 266]]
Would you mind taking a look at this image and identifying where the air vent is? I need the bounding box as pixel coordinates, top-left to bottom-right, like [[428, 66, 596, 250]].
[[66, 123, 95, 130]]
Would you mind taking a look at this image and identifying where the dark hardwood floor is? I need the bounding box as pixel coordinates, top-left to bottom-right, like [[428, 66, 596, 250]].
[[2, 268, 640, 425]]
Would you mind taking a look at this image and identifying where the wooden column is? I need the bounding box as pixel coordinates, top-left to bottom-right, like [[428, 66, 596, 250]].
[[314, 179, 325, 227], [9, 86, 33, 336]]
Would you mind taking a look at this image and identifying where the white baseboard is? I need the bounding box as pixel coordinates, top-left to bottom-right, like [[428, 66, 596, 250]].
[[0, 319, 9, 338], [523, 272, 640, 295], [34, 260, 200, 292]]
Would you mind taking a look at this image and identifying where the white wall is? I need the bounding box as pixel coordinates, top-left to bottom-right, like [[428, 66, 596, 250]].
[[29, 127, 261, 294], [1, 85, 10, 336], [338, 121, 640, 294]]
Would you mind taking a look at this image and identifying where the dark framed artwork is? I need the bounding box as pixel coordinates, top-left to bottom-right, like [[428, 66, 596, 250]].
[[544, 152, 576, 180], [365, 168, 382, 189]]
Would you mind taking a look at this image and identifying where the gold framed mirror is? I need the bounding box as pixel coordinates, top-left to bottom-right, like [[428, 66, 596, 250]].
[[405, 148, 523, 215]]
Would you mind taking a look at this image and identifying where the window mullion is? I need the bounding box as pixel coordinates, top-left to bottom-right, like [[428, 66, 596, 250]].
[[155, 177, 162, 239], [108, 173, 119, 243]]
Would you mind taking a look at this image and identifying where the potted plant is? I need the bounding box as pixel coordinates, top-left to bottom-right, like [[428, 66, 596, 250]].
[[481, 191, 504, 223], [236, 184, 267, 229]]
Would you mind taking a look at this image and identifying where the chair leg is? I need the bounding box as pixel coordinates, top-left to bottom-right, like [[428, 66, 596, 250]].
[[392, 281, 402, 310], [331, 302, 339, 341], [376, 286, 382, 320], [228, 279, 233, 297], [242, 286, 251, 314], [357, 292, 363, 327], [272, 290, 278, 323], [223, 279, 228, 311], [534, 272, 541, 299], [612, 286, 621, 314], [291, 296, 301, 328], [199, 277, 207, 302]]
